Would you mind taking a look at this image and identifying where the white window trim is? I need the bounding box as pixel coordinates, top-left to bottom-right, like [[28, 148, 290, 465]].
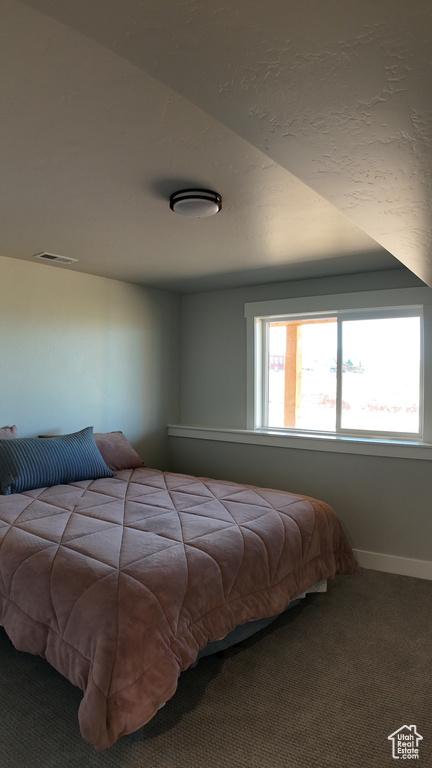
[[167, 424, 432, 461], [259, 306, 423, 440], [245, 287, 432, 445]]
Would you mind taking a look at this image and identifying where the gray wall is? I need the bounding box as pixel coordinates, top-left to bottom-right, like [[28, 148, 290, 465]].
[[179, 268, 425, 429], [0, 255, 180, 468], [2, 256, 430, 565], [171, 268, 432, 565]]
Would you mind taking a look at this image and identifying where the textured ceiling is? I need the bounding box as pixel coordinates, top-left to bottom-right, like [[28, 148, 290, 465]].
[[1, 0, 431, 292]]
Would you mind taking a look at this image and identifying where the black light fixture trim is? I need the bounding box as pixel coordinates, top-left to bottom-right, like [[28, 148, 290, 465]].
[[169, 188, 222, 217]]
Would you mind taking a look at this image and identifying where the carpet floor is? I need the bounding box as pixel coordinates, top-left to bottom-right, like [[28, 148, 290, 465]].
[[0, 568, 430, 768]]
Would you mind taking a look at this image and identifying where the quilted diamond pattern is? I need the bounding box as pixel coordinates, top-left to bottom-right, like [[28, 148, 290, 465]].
[[0, 468, 358, 749]]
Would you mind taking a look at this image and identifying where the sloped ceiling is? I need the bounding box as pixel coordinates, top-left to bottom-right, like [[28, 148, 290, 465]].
[[1, 0, 431, 292]]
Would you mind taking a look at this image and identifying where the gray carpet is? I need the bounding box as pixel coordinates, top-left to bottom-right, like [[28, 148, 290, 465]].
[[0, 568, 430, 768]]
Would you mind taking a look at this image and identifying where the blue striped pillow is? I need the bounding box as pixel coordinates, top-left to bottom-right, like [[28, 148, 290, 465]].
[[0, 427, 115, 495]]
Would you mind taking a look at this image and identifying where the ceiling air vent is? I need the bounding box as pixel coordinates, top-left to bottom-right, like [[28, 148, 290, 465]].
[[34, 252, 78, 265]]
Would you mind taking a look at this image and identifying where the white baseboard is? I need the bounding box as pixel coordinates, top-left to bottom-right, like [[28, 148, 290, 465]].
[[353, 549, 432, 581]]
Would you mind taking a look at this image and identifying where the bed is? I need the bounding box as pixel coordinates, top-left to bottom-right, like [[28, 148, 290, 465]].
[[0, 426, 358, 750]]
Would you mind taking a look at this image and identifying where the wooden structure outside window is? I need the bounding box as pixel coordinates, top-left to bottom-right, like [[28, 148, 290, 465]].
[[270, 319, 337, 428]]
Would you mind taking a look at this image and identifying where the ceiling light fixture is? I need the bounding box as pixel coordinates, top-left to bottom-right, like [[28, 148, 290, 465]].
[[169, 188, 222, 218]]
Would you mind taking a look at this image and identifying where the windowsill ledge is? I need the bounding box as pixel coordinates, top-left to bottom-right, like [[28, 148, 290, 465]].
[[168, 424, 432, 460]]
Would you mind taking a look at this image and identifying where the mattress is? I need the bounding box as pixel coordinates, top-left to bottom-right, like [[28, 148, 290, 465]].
[[0, 467, 358, 749]]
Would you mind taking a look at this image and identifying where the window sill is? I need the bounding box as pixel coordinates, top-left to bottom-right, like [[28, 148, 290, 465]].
[[168, 424, 432, 460]]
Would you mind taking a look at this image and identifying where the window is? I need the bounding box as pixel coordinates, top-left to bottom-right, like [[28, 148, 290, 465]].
[[245, 288, 432, 443]]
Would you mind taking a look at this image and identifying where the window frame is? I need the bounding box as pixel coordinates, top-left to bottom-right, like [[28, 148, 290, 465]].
[[245, 287, 432, 445]]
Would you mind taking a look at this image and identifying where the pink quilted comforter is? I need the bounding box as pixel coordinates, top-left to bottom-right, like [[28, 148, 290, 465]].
[[0, 468, 358, 749]]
